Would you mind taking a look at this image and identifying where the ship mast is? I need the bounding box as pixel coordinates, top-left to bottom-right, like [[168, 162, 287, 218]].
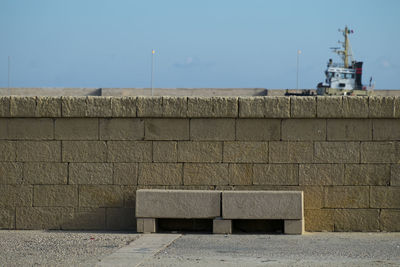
[[336, 26, 352, 68]]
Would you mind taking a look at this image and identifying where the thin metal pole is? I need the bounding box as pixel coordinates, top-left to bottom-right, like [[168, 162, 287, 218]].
[[8, 56, 10, 90], [151, 50, 154, 96]]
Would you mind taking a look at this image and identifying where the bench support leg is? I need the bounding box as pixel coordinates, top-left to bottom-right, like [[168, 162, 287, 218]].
[[284, 219, 304, 235], [137, 218, 157, 233], [213, 218, 232, 234]]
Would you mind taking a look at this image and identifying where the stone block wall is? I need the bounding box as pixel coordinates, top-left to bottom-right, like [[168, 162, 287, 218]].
[[0, 96, 399, 232]]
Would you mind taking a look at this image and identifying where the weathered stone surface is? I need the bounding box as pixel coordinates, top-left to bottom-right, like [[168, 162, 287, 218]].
[[380, 209, 400, 231], [253, 164, 298, 185], [23, 163, 67, 184], [34, 185, 78, 207], [342, 97, 369, 118], [114, 163, 138, 185], [107, 141, 152, 162], [324, 186, 369, 208], [0, 141, 15, 161], [55, 118, 98, 140], [8, 119, 53, 140], [153, 141, 177, 162], [61, 96, 86, 117], [10, 96, 36, 117], [344, 164, 390, 185], [370, 186, 400, 208], [0, 185, 32, 207], [0, 97, 10, 117], [187, 97, 238, 118], [86, 96, 112, 117], [178, 141, 222, 163], [299, 164, 344, 185], [69, 163, 113, 184], [79, 185, 123, 207], [270, 141, 313, 163], [369, 96, 395, 118], [222, 191, 303, 219], [395, 97, 400, 118], [327, 119, 372, 141], [282, 119, 326, 141], [392, 164, 400, 186], [316, 96, 343, 118], [361, 142, 400, 163], [183, 163, 229, 185], [225, 141, 268, 163], [0, 163, 22, 184], [0, 119, 7, 139], [106, 207, 136, 230], [284, 219, 304, 234], [334, 209, 379, 232], [236, 119, 280, 141], [145, 119, 189, 140], [213, 218, 232, 234], [17, 141, 61, 162], [290, 97, 316, 118], [372, 119, 400, 140], [239, 97, 265, 118], [136, 189, 221, 218], [190, 119, 235, 141], [314, 142, 360, 163], [138, 163, 182, 185], [0, 207, 14, 229], [63, 207, 106, 230], [36, 97, 61, 117], [16, 207, 73, 229], [228, 164, 252, 185], [100, 118, 144, 140], [136, 97, 163, 117], [62, 141, 107, 163], [304, 209, 334, 232], [162, 97, 187, 117], [137, 218, 156, 233], [301, 186, 324, 209], [122, 185, 137, 207], [111, 97, 137, 117]]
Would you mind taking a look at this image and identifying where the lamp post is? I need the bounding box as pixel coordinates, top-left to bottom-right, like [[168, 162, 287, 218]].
[[296, 50, 301, 90], [151, 49, 155, 96]]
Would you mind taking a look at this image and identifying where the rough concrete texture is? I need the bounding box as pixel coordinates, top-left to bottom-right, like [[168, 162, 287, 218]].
[[213, 218, 232, 234], [187, 97, 238, 118], [137, 218, 157, 233], [136, 189, 221, 218], [284, 219, 304, 235], [290, 96, 316, 118]]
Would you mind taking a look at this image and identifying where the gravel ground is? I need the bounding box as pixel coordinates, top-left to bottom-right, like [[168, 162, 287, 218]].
[[0, 230, 139, 267]]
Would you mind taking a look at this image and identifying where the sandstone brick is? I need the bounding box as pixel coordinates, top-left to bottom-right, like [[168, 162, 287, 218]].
[[121, 186, 137, 207], [305, 209, 334, 232], [0, 163, 22, 184], [334, 209, 379, 232], [145, 119, 189, 140], [223, 141, 268, 163], [34, 185, 78, 207], [344, 164, 390, 185], [282, 119, 326, 141], [361, 142, 400, 163], [138, 163, 182, 185], [16, 207, 73, 229], [253, 164, 298, 185], [183, 163, 228, 185], [228, 164, 252, 185], [61, 96, 86, 117], [10, 96, 36, 117], [100, 118, 144, 140], [178, 141, 222, 163], [69, 163, 113, 184], [111, 97, 137, 117], [0, 141, 15, 161], [327, 119, 372, 141], [0, 119, 7, 139], [17, 141, 61, 162], [107, 141, 152, 162], [55, 118, 98, 140], [236, 119, 280, 141], [106, 207, 136, 230], [153, 141, 177, 162], [239, 97, 266, 118], [270, 141, 313, 163], [0, 97, 10, 117], [372, 119, 400, 140], [290, 97, 316, 118], [301, 186, 324, 209], [392, 164, 400, 186], [36, 97, 61, 117], [299, 164, 344, 185], [79, 185, 123, 207], [63, 207, 106, 230], [324, 186, 369, 208], [86, 96, 112, 117], [187, 97, 238, 118], [0, 185, 32, 207], [136, 96, 163, 117], [8, 119, 53, 140], [380, 209, 400, 231], [23, 163, 68, 184], [369, 96, 395, 118], [0, 207, 15, 229], [370, 186, 400, 208], [62, 141, 107, 162], [114, 163, 138, 185], [162, 97, 187, 117], [395, 97, 400, 118], [316, 96, 343, 118], [314, 142, 360, 163], [190, 119, 235, 141], [342, 96, 369, 118]]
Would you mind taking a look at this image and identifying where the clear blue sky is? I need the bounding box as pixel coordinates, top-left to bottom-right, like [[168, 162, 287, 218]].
[[1, 0, 399, 89]]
